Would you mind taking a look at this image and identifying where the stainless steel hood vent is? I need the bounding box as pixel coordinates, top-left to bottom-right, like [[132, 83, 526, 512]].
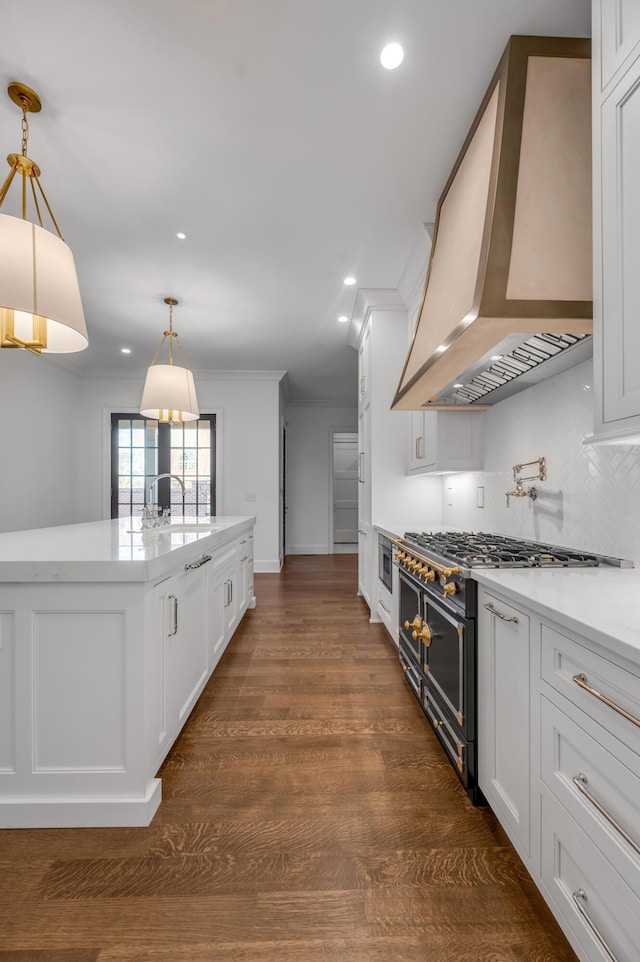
[[392, 36, 592, 412], [424, 332, 592, 408]]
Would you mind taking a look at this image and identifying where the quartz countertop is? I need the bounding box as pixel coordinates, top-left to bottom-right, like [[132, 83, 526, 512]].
[[0, 516, 255, 583], [474, 566, 640, 666]]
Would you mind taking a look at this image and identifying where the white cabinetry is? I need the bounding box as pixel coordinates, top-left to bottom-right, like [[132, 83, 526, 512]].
[[477, 579, 640, 962], [0, 520, 255, 828], [408, 409, 483, 475], [477, 590, 531, 861], [353, 294, 409, 614], [592, 2, 640, 441], [357, 374, 372, 606]]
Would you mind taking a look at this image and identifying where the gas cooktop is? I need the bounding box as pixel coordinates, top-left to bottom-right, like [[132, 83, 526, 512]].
[[403, 531, 633, 569]]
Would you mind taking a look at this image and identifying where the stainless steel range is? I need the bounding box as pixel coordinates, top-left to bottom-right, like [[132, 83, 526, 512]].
[[392, 531, 632, 804]]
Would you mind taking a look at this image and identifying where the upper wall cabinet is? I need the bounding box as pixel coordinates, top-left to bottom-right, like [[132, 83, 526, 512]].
[[598, 0, 640, 90], [392, 36, 592, 414], [591, 1, 640, 442]]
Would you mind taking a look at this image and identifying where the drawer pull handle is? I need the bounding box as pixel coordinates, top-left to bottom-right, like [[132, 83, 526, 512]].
[[572, 889, 619, 962], [483, 601, 519, 623], [185, 554, 212, 570], [573, 773, 640, 857], [572, 673, 640, 729]]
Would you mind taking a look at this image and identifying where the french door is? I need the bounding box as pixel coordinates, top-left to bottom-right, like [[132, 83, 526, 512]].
[[110, 414, 216, 519]]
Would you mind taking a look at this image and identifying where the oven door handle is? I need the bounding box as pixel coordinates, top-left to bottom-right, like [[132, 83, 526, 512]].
[[483, 601, 519, 624]]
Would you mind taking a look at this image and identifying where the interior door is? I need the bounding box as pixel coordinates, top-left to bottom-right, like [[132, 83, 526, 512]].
[[333, 432, 358, 544]]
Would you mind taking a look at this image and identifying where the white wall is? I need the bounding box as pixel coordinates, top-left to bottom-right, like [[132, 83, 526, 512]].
[[441, 358, 640, 566], [74, 371, 283, 572], [0, 353, 82, 533], [285, 401, 358, 554]]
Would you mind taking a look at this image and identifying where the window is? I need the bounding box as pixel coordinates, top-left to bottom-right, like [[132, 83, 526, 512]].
[[111, 414, 216, 519]]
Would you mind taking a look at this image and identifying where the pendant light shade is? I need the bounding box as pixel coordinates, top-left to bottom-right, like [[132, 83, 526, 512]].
[[140, 364, 199, 422], [140, 297, 199, 423], [0, 83, 87, 355], [0, 214, 87, 353]]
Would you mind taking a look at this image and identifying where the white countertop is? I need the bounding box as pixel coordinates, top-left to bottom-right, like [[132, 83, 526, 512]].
[[475, 567, 640, 666], [0, 516, 255, 583]]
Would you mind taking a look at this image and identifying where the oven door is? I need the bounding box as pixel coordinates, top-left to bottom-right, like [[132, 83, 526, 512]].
[[422, 592, 475, 741], [398, 569, 423, 665], [378, 537, 393, 591]]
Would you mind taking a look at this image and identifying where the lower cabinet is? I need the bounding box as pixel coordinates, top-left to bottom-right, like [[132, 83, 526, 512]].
[[477, 590, 531, 860], [0, 521, 255, 829], [477, 584, 640, 962]]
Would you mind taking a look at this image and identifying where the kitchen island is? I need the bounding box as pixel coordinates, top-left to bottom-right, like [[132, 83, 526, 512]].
[[0, 515, 255, 828]]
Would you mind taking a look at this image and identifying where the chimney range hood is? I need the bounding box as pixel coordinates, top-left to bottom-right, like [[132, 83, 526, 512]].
[[392, 36, 592, 412]]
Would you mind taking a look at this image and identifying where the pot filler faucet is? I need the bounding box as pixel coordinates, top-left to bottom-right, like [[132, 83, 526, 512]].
[[143, 473, 185, 527], [506, 456, 547, 507]]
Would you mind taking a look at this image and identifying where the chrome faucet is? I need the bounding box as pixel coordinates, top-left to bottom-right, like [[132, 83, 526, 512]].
[[143, 474, 185, 527]]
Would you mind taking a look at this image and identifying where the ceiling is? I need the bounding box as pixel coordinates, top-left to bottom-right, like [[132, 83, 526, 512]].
[[1, 0, 590, 402]]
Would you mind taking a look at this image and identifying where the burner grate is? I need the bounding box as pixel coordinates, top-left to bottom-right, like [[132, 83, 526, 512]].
[[403, 531, 603, 568]]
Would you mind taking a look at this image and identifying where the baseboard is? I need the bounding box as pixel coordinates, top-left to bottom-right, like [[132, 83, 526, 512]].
[[0, 778, 162, 829], [254, 559, 283, 573], [285, 544, 330, 555]]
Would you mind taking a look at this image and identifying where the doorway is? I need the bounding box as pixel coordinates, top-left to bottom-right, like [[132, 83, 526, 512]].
[[331, 432, 358, 553]]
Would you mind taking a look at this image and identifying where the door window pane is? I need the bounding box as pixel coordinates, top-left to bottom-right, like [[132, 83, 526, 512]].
[[111, 414, 215, 519]]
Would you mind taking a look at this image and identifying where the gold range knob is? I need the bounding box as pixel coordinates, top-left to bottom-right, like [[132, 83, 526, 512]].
[[420, 622, 432, 647], [404, 615, 421, 632], [394, 550, 406, 561], [443, 582, 457, 598]]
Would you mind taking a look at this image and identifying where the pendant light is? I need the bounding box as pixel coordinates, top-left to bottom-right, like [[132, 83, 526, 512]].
[[0, 82, 87, 355], [140, 297, 199, 423]]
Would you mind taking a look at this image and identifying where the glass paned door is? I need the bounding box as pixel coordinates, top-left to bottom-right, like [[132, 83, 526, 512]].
[[111, 414, 216, 519]]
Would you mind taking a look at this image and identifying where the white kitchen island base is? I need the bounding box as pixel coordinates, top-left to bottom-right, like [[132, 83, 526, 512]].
[[0, 516, 255, 828]]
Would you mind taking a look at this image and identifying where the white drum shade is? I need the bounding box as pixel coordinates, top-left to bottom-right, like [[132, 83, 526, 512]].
[[140, 363, 200, 421], [0, 213, 88, 352]]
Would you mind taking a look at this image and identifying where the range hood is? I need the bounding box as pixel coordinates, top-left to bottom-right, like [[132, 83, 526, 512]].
[[392, 36, 592, 412]]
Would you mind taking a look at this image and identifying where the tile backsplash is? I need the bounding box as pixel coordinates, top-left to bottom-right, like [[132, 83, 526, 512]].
[[441, 358, 640, 566]]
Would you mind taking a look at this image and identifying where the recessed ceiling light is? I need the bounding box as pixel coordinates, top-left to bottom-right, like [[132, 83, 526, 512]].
[[338, 315, 349, 323], [121, 347, 131, 354], [176, 232, 187, 240], [380, 42, 404, 70], [344, 276, 356, 286]]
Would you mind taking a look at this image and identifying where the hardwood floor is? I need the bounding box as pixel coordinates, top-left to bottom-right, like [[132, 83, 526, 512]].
[[0, 555, 577, 962]]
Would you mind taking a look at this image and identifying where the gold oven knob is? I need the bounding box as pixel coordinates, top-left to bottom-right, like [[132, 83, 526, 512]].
[[404, 615, 422, 631], [420, 623, 432, 647], [443, 581, 457, 598], [424, 568, 435, 582]]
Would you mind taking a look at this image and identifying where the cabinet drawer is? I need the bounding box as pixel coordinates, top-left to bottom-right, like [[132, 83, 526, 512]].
[[211, 541, 237, 571], [540, 624, 640, 753], [541, 695, 640, 891], [541, 786, 640, 962]]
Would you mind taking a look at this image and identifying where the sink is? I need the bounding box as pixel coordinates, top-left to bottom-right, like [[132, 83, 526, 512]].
[[128, 521, 222, 536]]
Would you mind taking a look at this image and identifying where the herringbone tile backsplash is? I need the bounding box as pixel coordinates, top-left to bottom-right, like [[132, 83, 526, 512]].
[[440, 359, 640, 566]]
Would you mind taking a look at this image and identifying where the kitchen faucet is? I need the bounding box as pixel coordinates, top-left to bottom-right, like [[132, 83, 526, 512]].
[[143, 473, 185, 527]]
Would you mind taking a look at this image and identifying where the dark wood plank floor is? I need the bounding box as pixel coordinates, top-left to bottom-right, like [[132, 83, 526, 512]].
[[0, 555, 577, 962]]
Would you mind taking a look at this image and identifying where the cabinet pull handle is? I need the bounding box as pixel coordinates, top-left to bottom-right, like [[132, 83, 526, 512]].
[[168, 594, 178, 636], [184, 554, 212, 570], [571, 889, 619, 962], [572, 673, 640, 728], [483, 601, 519, 623], [358, 451, 365, 483], [572, 773, 640, 857]]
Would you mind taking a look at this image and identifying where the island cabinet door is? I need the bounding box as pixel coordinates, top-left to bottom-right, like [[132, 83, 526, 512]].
[[206, 540, 238, 672], [170, 561, 209, 733]]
